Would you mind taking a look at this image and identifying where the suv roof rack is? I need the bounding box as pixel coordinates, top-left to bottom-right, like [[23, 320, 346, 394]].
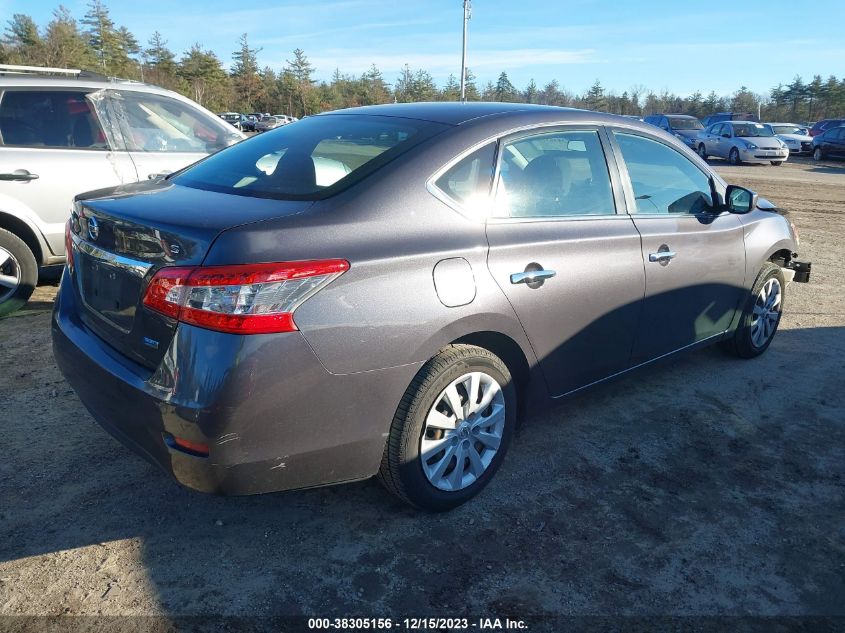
[[0, 64, 110, 81]]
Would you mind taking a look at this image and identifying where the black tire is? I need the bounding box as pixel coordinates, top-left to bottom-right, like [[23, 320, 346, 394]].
[[729, 147, 741, 165], [725, 262, 785, 359], [378, 344, 517, 511], [0, 228, 38, 317], [771, 161, 783, 166], [813, 147, 823, 161], [697, 144, 707, 159]]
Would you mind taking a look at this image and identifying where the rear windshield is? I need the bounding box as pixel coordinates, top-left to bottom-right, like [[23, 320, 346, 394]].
[[668, 117, 703, 130], [174, 114, 447, 200], [770, 125, 805, 135]]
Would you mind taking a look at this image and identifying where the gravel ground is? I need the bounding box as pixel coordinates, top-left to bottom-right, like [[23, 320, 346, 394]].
[[1, 157, 844, 626]]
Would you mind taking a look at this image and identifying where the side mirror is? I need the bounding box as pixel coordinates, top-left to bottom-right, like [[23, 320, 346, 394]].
[[725, 185, 758, 214]]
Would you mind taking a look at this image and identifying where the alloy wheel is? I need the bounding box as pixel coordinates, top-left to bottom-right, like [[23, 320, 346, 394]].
[[419, 371, 505, 492], [0, 246, 22, 304], [750, 277, 781, 348]]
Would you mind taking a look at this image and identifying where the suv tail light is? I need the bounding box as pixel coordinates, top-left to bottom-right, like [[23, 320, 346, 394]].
[[65, 219, 74, 270], [142, 260, 349, 334]]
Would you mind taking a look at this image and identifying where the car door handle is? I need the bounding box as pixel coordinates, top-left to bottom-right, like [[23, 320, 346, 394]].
[[0, 169, 39, 181], [648, 250, 677, 262], [510, 269, 556, 284]]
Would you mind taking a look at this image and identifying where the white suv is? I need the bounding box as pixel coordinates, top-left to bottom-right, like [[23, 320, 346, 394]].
[[0, 65, 245, 315]]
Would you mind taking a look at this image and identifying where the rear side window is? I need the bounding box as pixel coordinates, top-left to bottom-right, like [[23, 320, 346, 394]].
[[0, 90, 107, 149], [494, 129, 616, 218], [113, 91, 234, 153], [174, 115, 447, 200], [434, 143, 496, 206], [613, 132, 713, 215]]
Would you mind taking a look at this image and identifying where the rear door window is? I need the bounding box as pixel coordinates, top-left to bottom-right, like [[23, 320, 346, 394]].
[[494, 129, 616, 218], [0, 90, 108, 149]]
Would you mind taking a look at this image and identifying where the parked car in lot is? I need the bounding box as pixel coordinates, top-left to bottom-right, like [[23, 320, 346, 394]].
[[644, 113, 704, 149], [242, 115, 258, 132], [697, 121, 789, 165], [765, 122, 813, 155], [53, 102, 810, 511], [811, 125, 845, 160], [254, 116, 284, 132], [0, 64, 245, 316], [701, 112, 759, 127], [808, 119, 845, 137], [218, 112, 244, 131]]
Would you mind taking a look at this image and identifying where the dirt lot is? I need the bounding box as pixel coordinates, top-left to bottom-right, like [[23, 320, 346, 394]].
[[1, 158, 844, 625]]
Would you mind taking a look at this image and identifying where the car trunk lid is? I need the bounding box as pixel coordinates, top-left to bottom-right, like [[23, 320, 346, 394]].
[[69, 180, 313, 369]]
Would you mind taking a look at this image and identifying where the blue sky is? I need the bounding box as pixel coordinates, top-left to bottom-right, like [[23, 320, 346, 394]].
[[4, 0, 844, 96]]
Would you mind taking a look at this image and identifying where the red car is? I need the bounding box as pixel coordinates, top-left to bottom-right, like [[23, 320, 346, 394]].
[[809, 119, 845, 137]]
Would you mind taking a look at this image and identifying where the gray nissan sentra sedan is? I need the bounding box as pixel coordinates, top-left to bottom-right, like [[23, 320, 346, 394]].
[[52, 103, 811, 511]]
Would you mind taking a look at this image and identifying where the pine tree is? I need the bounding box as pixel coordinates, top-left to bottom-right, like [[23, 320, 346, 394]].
[[231, 33, 263, 111], [523, 79, 538, 104], [440, 74, 460, 101], [42, 7, 95, 69], [284, 48, 316, 116], [144, 31, 178, 88], [178, 43, 228, 109], [584, 80, 607, 111], [81, 0, 123, 74], [494, 72, 517, 102], [3, 14, 44, 64]]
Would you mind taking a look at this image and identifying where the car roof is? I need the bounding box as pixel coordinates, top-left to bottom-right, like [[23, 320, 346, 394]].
[[0, 74, 185, 99], [767, 122, 803, 126], [317, 101, 645, 128]]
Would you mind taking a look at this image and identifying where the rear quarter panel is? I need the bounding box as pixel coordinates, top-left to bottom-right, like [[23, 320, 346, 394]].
[[202, 126, 539, 378]]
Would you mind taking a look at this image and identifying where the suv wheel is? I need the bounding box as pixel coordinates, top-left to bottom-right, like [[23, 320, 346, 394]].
[[0, 228, 38, 317], [813, 147, 823, 161], [378, 344, 516, 511], [697, 144, 707, 159]]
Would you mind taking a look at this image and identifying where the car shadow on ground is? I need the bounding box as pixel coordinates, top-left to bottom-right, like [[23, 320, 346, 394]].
[[2, 325, 844, 617], [806, 164, 845, 175]]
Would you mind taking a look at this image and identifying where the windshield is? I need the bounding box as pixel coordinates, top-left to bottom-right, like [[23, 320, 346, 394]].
[[669, 117, 703, 130], [770, 125, 805, 135], [732, 123, 774, 138], [173, 114, 447, 200]]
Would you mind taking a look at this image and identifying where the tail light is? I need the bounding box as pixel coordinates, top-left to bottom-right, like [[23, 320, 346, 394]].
[[142, 260, 349, 334], [65, 219, 74, 270]]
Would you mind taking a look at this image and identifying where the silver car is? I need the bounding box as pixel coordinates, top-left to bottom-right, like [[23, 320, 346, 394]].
[[766, 122, 813, 155], [696, 121, 789, 165], [0, 65, 244, 315], [53, 103, 811, 511]]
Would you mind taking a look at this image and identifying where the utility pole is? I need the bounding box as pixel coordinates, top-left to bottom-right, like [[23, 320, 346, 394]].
[[460, 0, 471, 102]]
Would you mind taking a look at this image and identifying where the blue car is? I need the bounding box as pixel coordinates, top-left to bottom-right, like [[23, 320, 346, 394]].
[[644, 114, 704, 149]]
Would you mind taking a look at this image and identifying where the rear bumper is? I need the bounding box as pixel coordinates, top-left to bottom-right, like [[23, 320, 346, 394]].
[[51, 271, 416, 495]]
